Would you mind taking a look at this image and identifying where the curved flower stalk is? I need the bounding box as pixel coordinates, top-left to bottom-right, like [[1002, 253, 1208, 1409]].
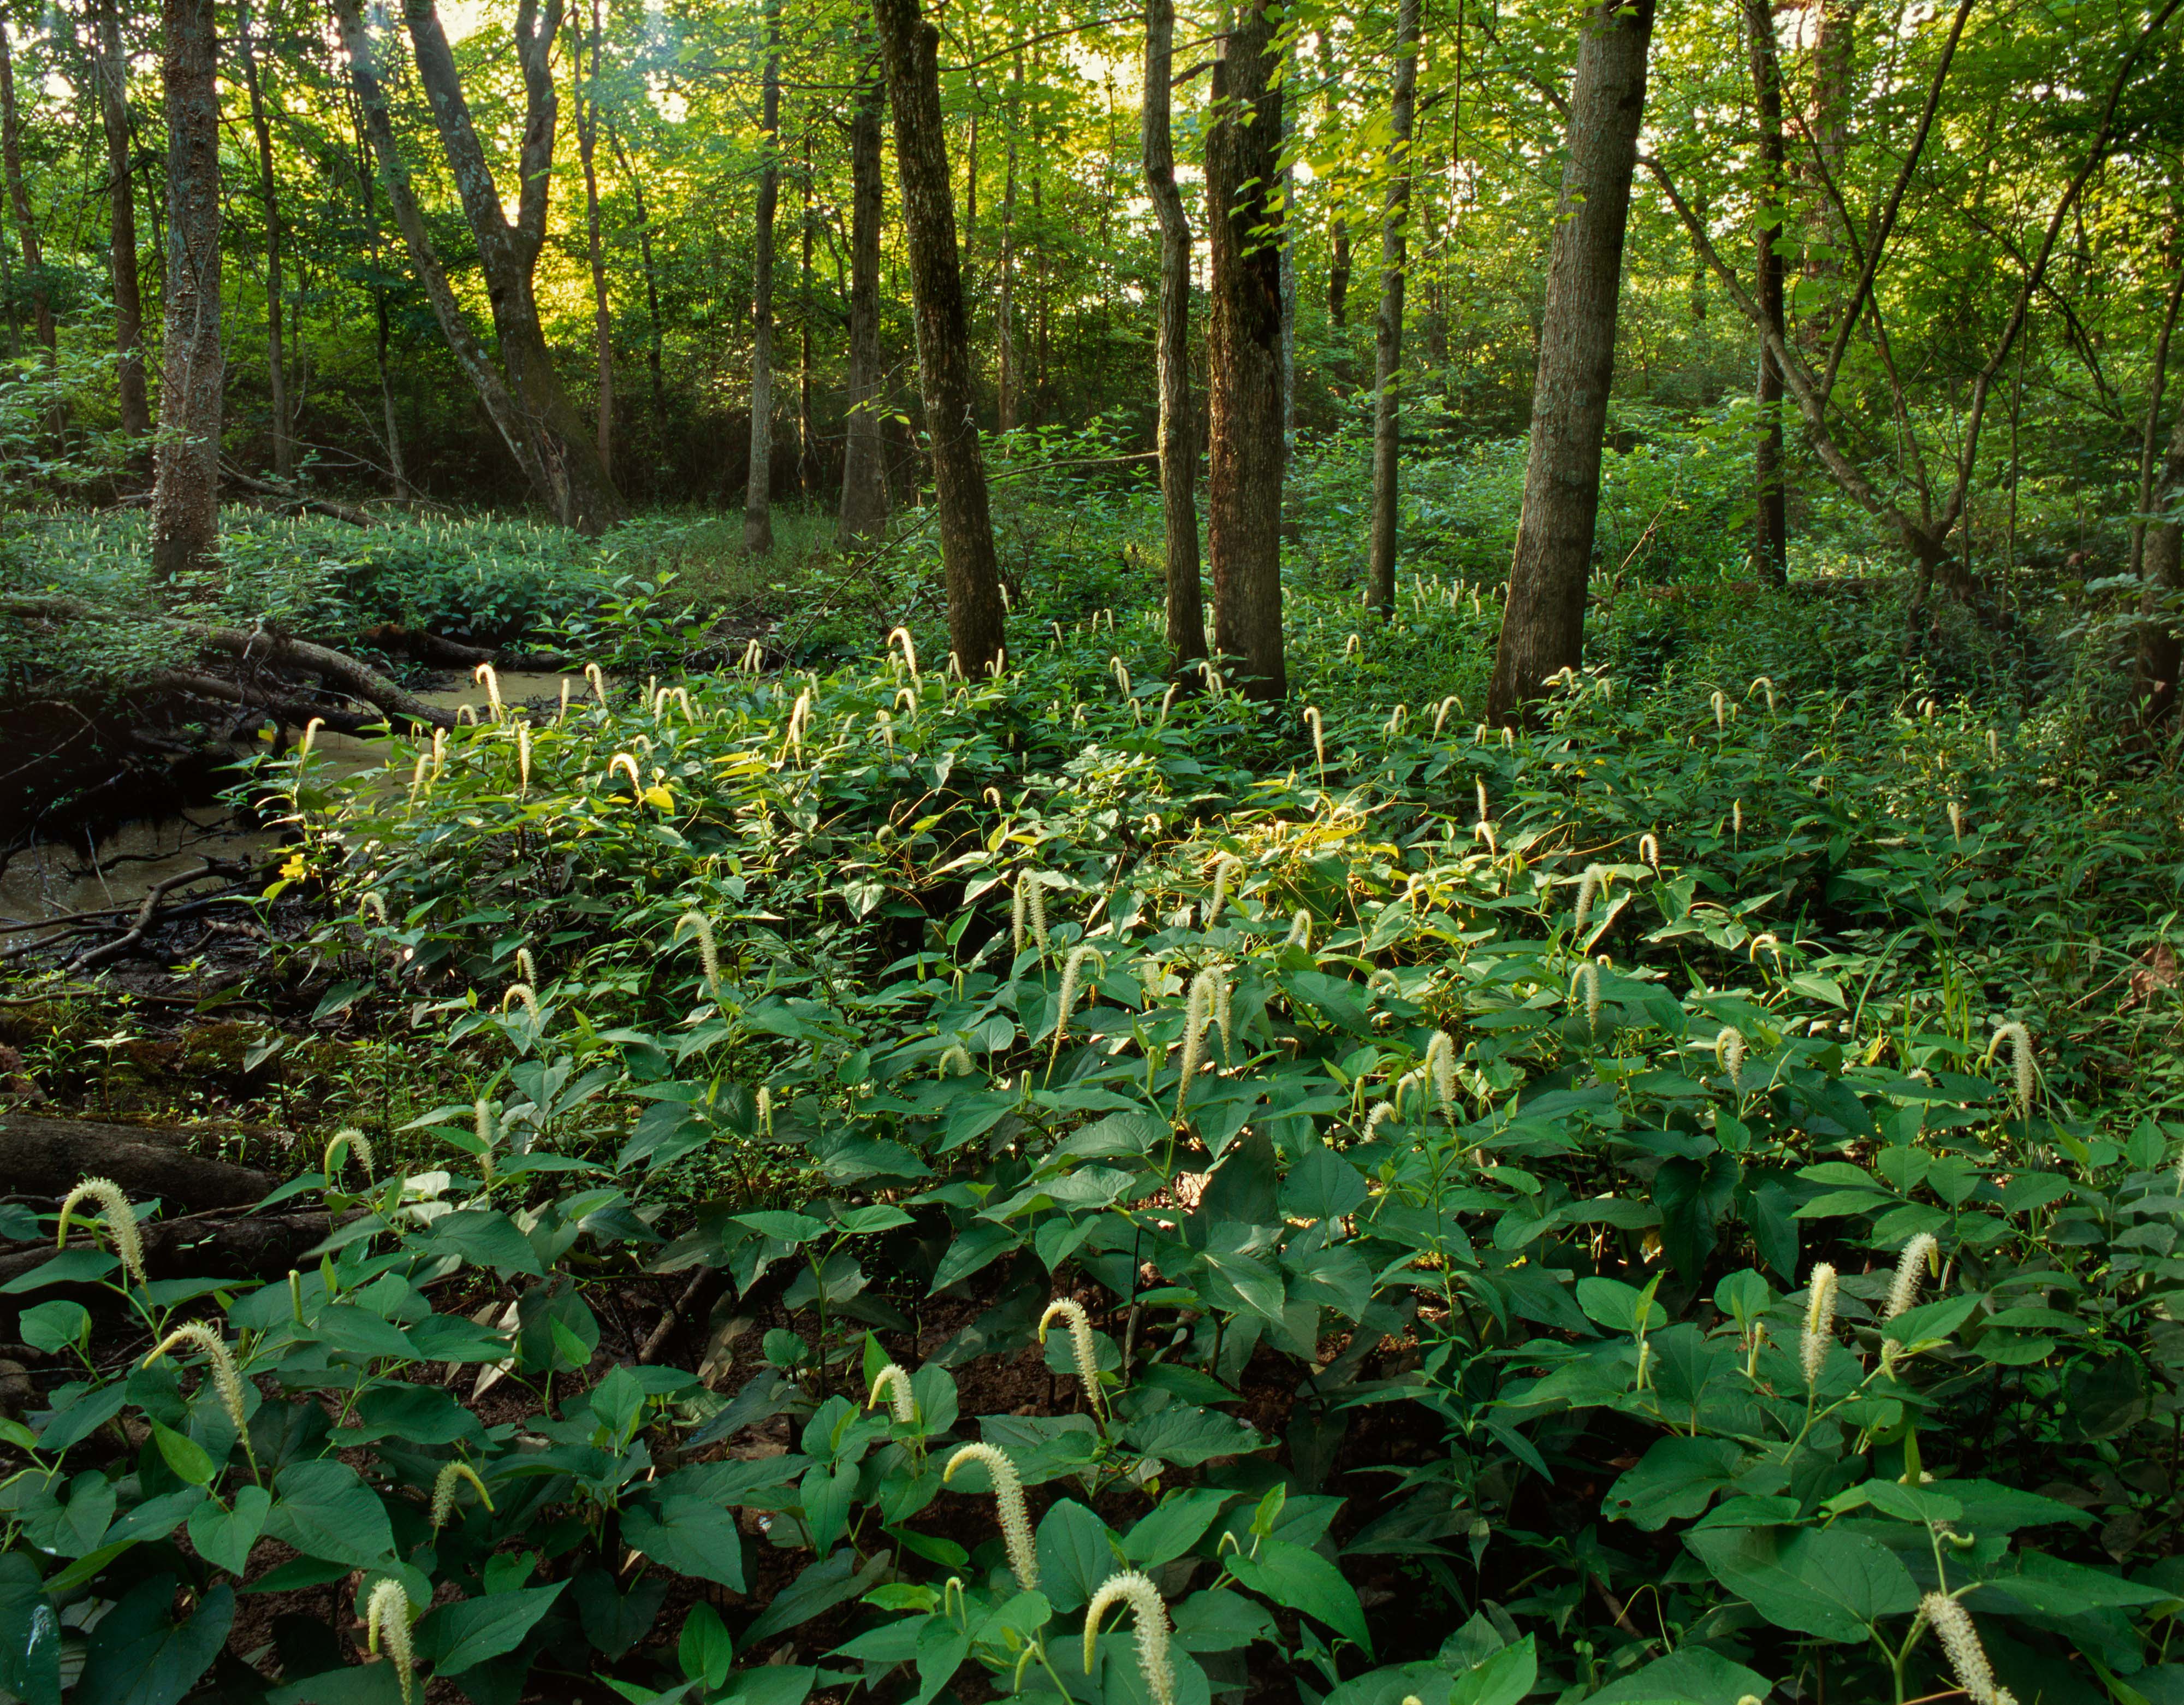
[[145, 1321, 250, 1436], [1732, 800, 1744, 838], [1364, 1100, 1398, 1138], [473, 1099, 499, 1182], [1176, 969, 1226, 1114], [1986, 1021, 2034, 1119], [365, 1578, 420, 1705], [407, 749, 431, 805], [1921, 1594, 2018, 1705], [500, 983, 540, 1020], [1110, 656, 1131, 698], [1205, 854, 1243, 926], [1157, 683, 1179, 726], [1711, 690, 1728, 731], [1422, 1031, 1459, 1120], [1801, 1263, 1839, 1387], [1040, 1298, 1106, 1414], [297, 717, 325, 760], [1431, 695, 1462, 735], [557, 677, 572, 724], [674, 911, 722, 997], [430, 726, 448, 776], [876, 711, 896, 751], [473, 662, 503, 722], [361, 891, 390, 926], [325, 1128, 376, 1183], [1384, 704, 1408, 736], [1947, 801, 1965, 843], [1344, 632, 1362, 659], [1570, 962, 1603, 1038], [1012, 873, 1051, 959], [56, 1176, 146, 1287], [944, 1444, 1037, 1590], [1748, 932, 1782, 966], [936, 1044, 975, 1078], [583, 662, 609, 708], [455, 703, 479, 727], [886, 625, 919, 678], [868, 1362, 919, 1425], [1082, 1571, 1176, 1705], [1748, 675, 1778, 712], [1303, 706, 1325, 772], [1572, 865, 1609, 936], [1987, 728, 2000, 763], [1713, 1026, 1747, 1087], [1051, 947, 1107, 1061], [430, 1460, 494, 1527], [894, 685, 919, 720], [1284, 909, 1311, 951], [1637, 833, 1660, 869], [1884, 1233, 1941, 1322], [755, 1085, 773, 1136], [514, 723, 532, 796], [607, 753, 642, 797], [783, 689, 814, 762]]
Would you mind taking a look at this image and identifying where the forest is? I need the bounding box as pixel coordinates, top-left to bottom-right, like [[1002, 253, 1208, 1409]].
[[1, 0, 2182, 1699]]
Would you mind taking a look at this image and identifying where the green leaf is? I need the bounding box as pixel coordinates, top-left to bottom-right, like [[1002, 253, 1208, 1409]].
[[1226, 1538, 1372, 1653], [76, 1575, 233, 1705], [1124, 1405, 1263, 1468], [1575, 1277, 1665, 1334], [1036, 1499, 1121, 1613], [1124, 1489, 1231, 1568], [1684, 1526, 1916, 1642], [1652, 1152, 1740, 1277], [149, 1422, 215, 1488], [0, 1553, 60, 1705], [423, 1583, 566, 1675], [414, 1209, 546, 1276], [1450, 1638, 1538, 1705], [1586, 1647, 1775, 1704], [678, 1603, 734, 1689], [1605, 1437, 1743, 1530], [738, 1210, 828, 1245], [263, 1460, 396, 1571], [1939, 1478, 2095, 1534], [0, 1248, 117, 1292], [187, 1485, 271, 1577], [716, 1667, 816, 1705], [928, 1221, 1017, 1292], [622, 1497, 748, 1591]]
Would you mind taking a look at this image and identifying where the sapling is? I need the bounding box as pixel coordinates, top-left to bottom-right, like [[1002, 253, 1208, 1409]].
[[1083, 1571, 1176, 1705], [943, 1443, 1038, 1590]]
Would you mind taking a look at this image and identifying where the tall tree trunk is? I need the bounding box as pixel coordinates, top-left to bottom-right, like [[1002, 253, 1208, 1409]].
[[607, 121, 666, 466], [94, 0, 149, 437], [996, 51, 1020, 434], [1144, 0, 1204, 671], [1801, 0, 1858, 333], [1367, 0, 1422, 617], [1319, 31, 1350, 330], [2140, 257, 2184, 726], [0, 25, 60, 441], [337, 0, 622, 533], [744, 0, 780, 555], [873, 0, 1006, 671], [1486, 0, 1654, 723], [836, 42, 888, 548], [151, 0, 222, 583], [236, 1, 292, 479], [577, 0, 614, 479], [799, 124, 816, 496], [1204, 0, 1287, 701], [1278, 37, 1297, 450], [1746, 0, 1788, 584], [347, 99, 409, 496]]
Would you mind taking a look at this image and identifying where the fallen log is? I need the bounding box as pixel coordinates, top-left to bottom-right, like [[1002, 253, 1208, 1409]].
[[1, 1113, 279, 1209], [149, 668, 392, 737]]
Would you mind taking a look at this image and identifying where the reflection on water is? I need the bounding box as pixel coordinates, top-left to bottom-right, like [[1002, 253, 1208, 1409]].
[[3, 670, 591, 937]]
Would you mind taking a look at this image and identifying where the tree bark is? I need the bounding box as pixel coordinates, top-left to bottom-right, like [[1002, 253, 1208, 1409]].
[[607, 121, 667, 466], [1, 1116, 276, 1211], [1367, 0, 1422, 617], [1319, 31, 1350, 330], [1486, 0, 1654, 723], [336, 0, 622, 533], [2141, 264, 2184, 725], [837, 40, 889, 549], [799, 125, 816, 496], [236, 1, 292, 481], [1800, 0, 1859, 335], [94, 0, 149, 437], [0, 25, 60, 442], [997, 51, 1021, 434], [745, 0, 781, 554], [1204, 1, 1288, 701], [577, 0, 614, 480], [1144, 0, 1205, 672], [151, 0, 222, 583], [873, 0, 1007, 673], [1746, 0, 1788, 585]]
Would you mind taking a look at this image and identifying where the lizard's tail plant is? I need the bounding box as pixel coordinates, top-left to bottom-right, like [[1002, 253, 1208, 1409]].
[[145, 1322, 250, 1440], [1040, 1298, 1107, 1414], [515, 722, 532, 795], [1176, 969, 1225, 1114], [1948, 800, 1964, 842], [430, 1460, 494, 1527], [56, 1176, 145, 1288], [1303, 705, 1325, 773], [607, 753, 642, 796], [1083, 1571, 1176, 1705], [1205, 853, 1242, 926], [1638, 833, 1660, 869], [1344, 631, 1362, 659], [868, 1362, 920, 1426], [365, 1578, 420, 1705], [1749, 674, 1777, 712], [361, 890, 389, 926], [944, 1444, 1038, 1591], [1365, 1100, 1398, 1138], [1284, 909, 1311, 951], [1012, 872, 1050, 960], [1801, 1262, 1839, 1387], [674, 911, 722, 998], [407, 748, 430, 805], [756, 1085, 773, 1136], [1432, 695, 1461, 736], [936, 1044, 975, 1078], [325, 1128, 376, 1184], [1711, 690, 1728, 732], [1713, 1026, 1746, 1088], [515, 946, 536, 985], [584, 661, 609, 707], [1050, 946, 1107, 1063], [1422, 1030, 1459, 1121], [474, 662, 503, 722], [473, 1099, 499, 1182], [1921, 1593, 2019, 1705], [1572, 864, 1608, 936], [557, 677, 571, 724], [1385, 703, 1408, 736], [895, 685, 918, 718], [456, 703, 479, 727], [1732, 800, 1743, 838], [430, 726, 447, 775], [887, 626, 919, 679], [500, 983, 540, 1020], [1570, 961, 1603, 1039], [1985, 1021, 2034, 1120], [297, 717, 324, 761], [1884, 1232, 1941, 1321]]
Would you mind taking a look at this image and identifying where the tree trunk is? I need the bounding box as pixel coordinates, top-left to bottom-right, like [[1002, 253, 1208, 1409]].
[[1144, 0, 1204, 671], [151, 0, 222, 583], [1746, 0, 1788, 585], [1801, 0, 1858, 332], [1319, 31, 1349, 330], [347, 103, 410, 497], [337, 0, 622, 533], [2141, 268, 2184, 724], [1204, 2, 1288, 701], [1486, 0, 1654, 723], [745, 0, 781, 555], [577, 0, 614, 480], [94, 0, 149, 437], [1367, 0, 1422, 617], [799, 124, 816, 496], [837, 41, 888, 549], [608, 121, 667, 466], [997, 52, 1020, 434], [873, 0, 1007, 672], [0, 25, 60, 442], [1, 1116, 275, 1211], [236, 2, 292, 481]]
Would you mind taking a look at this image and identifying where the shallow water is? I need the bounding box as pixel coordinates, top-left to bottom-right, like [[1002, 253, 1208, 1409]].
[[2, 669, 594, 942]]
